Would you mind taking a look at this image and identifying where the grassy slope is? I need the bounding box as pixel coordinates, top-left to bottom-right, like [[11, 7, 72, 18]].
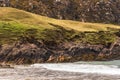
[[0, 7, 120, 44]]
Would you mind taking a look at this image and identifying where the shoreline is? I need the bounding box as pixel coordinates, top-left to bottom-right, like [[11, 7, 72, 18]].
[[0, 65, 120, 80], [0, 38, 120, 64]]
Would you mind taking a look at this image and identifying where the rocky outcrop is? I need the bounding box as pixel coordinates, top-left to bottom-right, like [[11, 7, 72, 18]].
[[0, 64, 13, 68], [0, 36, 120, 64], [0, 41, 53, 64], [0, 0, 120, 24]]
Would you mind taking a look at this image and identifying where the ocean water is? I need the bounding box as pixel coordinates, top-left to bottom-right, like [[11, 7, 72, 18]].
[[32, 60, 120, 75]]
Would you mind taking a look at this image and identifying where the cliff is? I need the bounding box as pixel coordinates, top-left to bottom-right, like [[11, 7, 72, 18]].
[[0, 7, 120, 64], [0, 33, 120, 64]]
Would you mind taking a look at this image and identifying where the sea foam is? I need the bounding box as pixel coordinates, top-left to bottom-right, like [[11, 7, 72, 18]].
[[32, 62, 120, 75]]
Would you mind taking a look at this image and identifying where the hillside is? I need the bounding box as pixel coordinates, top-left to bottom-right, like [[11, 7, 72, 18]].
[[0, 0, 120, 24], [0, 7, 120, 43], [0, 7, 120, 64]]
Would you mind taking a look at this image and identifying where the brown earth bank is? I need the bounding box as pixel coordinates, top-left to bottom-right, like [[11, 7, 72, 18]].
[[0, 0, 120, 24], [0, 34, 120, 65]]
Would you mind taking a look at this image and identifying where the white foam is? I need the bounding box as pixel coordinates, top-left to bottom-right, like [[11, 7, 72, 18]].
[[31, 63, 120, 75]]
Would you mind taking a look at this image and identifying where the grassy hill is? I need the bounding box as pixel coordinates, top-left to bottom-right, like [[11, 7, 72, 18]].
[[0, 7, 120, 44]]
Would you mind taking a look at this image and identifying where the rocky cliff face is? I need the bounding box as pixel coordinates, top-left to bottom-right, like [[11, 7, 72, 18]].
[[0, 35, 120, 64], [0, 0, 120, 24], [0, 0, 120, 64]]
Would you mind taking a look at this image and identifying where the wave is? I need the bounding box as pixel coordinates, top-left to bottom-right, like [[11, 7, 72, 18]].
[[31, 62, 120, 75]]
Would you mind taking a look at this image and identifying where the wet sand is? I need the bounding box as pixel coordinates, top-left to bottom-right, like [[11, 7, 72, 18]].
[[0, 65, 120, 80]]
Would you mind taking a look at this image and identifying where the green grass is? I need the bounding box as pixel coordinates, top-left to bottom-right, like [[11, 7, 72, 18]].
[[0, 7, 120, 45], [0, 7, 120, 31]]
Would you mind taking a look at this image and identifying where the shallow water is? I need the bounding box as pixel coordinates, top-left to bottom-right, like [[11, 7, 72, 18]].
[[75, 60, 120, 66], [0, 60, 120, 80], [32, 60, 120, 75]]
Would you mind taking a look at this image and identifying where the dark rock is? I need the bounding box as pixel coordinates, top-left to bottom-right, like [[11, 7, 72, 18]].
[[0, 37, 120, 64], [0, 64, 13, 68]]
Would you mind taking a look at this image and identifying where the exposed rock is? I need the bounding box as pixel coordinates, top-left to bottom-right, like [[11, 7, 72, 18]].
[[0, 64, 13, 68], [0, 36, 120, 64], [0, 41, 53, 64]]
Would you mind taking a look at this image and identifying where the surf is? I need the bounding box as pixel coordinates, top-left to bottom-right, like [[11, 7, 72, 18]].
[[31, 60, 120, 75]]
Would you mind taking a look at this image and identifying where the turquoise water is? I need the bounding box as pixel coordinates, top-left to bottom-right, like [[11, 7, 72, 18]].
[[75, 60, 120, 67]]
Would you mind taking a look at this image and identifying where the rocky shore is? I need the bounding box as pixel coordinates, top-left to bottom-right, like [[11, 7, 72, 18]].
[[0, 33, 120, 64], [0, 6, 120, 64]]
